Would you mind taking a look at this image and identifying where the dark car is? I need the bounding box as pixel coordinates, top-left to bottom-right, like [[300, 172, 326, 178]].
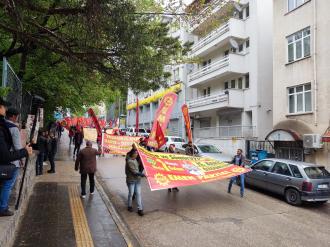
[[245, 159, 330, 205]]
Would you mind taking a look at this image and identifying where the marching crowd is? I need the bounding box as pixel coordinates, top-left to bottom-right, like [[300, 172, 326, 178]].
[[0, 94, 246, 218]]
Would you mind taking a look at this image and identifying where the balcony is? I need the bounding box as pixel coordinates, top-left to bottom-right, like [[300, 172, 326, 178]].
[[187, 89, 244, 113], [188, 54, 247, 87], [193, 125, 256, 139], [191, 18, 246, 57]]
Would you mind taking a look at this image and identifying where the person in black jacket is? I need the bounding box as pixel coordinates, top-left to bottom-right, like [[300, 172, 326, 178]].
[[0, 98, 32, 217], [73, 129, 84, 158], [47, 132, 57, 173], [36, 130, 48, 176]]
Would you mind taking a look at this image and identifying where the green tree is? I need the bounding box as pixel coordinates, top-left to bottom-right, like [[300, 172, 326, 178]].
[[0, 0, 184, 119]]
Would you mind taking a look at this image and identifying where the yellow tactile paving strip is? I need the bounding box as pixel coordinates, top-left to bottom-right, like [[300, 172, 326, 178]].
[[69, 185, 95, 247]]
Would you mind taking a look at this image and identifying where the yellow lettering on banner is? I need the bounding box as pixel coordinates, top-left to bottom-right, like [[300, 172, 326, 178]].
[[157, 114, 166, 124], [164, 96, 173, 107], [168, 175, 196, 181]]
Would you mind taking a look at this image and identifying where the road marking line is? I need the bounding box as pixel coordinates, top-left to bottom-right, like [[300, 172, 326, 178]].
[[69, 185, 94, 247]]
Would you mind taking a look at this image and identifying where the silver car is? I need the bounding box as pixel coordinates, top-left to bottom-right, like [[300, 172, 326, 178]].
[[245, 158, 330, 205], [178, 144, 232, 162]]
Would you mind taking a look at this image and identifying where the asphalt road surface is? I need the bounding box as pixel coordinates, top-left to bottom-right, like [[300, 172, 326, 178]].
[[97, 155, 330, 247]]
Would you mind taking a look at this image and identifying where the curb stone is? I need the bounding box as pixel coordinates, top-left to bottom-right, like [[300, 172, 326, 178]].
[[95, 172, 141, 247]]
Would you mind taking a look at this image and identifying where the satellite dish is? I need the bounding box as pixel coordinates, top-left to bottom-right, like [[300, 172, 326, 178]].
[[229, 38, 239, 49], [233, 2, 243, 12]]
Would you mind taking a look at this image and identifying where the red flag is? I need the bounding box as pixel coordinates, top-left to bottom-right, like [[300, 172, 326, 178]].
[[155, 121, 166, 149], [148, 92, 178, 148], [88, 108, 102, 137], [135, 97, 139, 134], [181, 104, 193, 143]]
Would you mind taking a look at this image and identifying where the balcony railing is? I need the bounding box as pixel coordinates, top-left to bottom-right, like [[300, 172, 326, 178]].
[[191, 22, 230, 54], [189, 0, 231, 30], [193, 125, 256, 138], [188, 92, 228, 109], [189, 56, 230, 82]]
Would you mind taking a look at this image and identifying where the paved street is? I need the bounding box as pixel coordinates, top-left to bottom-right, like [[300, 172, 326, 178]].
[[97, 155, 330, 247]]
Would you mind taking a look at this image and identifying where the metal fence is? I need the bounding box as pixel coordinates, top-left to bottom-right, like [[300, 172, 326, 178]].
[[1, 57, 32, 123]]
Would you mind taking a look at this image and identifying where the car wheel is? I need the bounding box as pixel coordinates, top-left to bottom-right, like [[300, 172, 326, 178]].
[[285, 188, 302, 206]]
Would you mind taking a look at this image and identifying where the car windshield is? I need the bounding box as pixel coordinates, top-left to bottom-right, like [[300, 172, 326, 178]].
[[172, 138, 185, 142], [198, 145, 220, 153], [304, 167, 330, 179]]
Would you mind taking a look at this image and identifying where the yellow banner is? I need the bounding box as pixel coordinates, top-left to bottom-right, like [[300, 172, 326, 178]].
[[83, 127, 98, 142]]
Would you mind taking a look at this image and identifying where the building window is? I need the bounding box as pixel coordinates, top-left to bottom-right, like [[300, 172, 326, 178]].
[[238, 77, 243, 89], [288, 83, 312, 114], [246, 39, 250, 48], [230, 80, 236, 88], [245, 73, 249, 88], [200, 118, 211, 128], [203, 87, 211, 97], [239, 11, 243, 19], [238, 44, 244, 52], [245, 5, 250, 18], [288, 0, 307, 12], [224, 81, 229, 89], [287, 27, 310, 63]]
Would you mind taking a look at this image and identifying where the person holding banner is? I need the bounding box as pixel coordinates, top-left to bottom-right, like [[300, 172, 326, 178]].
[[167, 144, 179, 192], [125, 150, 145, 216], [227, 149, 246, 198]]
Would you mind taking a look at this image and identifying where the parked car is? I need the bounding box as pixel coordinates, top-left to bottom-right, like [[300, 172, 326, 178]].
[[159, 136, 186, 152], [245, 158, 330, 205], [119, 128, 127, 135], [177, 143, 232, 162], [126, 127, 149, 137]]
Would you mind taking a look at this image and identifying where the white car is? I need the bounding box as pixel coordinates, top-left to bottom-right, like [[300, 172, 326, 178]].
[[160, 136, 186, 152], [126, 127, 149, 137], [177, 143, 232, 162]]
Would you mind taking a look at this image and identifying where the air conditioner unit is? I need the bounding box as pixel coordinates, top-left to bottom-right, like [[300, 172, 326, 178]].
[[303, 134, 323, 149]]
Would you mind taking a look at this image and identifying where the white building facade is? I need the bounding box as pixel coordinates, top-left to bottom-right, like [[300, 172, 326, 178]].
[[186, 0, 273, 155], [272, 0, 330, 168], [126, 24, 193, 138]]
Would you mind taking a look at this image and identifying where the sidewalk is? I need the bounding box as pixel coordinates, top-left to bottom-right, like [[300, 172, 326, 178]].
[[13, 134, 127, 247]]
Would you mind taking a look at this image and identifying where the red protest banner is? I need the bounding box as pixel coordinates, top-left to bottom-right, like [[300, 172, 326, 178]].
[[88, 108, 102, 136], [148, 92, 178, 148], [155, 121, 166, 149], [103, 134, 140, 155], [181, 104, 193, 143], [137, 146, 251, 191]]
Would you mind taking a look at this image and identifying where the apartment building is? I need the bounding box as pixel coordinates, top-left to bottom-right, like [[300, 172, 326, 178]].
[[186, 0, 273, 155], [126, 22, 193, 137], [271, 0, 330, 167]]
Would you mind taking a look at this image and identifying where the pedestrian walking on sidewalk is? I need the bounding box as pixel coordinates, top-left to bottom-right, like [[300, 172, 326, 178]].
[[125, 150, 145, 216], [73, 129, 84, 158], [75, 141, 102, 198], [0, 98, 32, 217], [68, 126, 74, 146], [227, 149, 246, 197], [47, 132, 57, 173], [36, 130, 48, 176]]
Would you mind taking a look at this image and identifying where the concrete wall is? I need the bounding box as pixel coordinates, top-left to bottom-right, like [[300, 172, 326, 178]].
[[0, 155, 36, 247]]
